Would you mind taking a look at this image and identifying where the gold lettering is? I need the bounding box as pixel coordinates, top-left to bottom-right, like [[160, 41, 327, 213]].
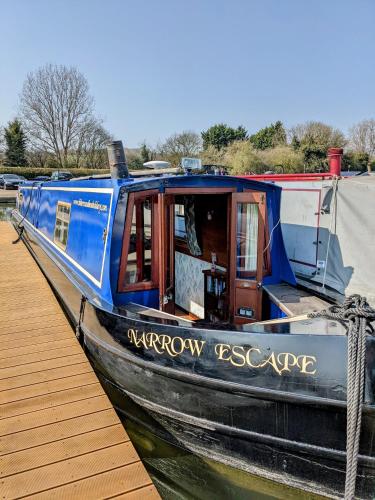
[[145, 332, 164, 354], [260, 352, 282, 375], [277, 352, 299, 373], [159, 335, 178, 357], [171, 337, 185, 355], [128, 330, 318, 376], [215, 344, 232, 361], [230, 345, 246, 367], [298, 355, 317, 375], [245, 347, 262, 368], [184, 338, 206, 357], [127, 328, 138, 344]]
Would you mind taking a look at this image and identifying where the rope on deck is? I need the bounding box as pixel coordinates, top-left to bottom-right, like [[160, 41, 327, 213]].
[[309, 295, 375, 499]]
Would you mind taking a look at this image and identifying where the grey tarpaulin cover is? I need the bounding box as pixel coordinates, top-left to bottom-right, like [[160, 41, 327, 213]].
[[279, 175, 375, 305]]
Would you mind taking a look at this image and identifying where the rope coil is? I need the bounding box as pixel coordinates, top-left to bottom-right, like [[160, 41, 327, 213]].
[[309, 295, 375, 499]]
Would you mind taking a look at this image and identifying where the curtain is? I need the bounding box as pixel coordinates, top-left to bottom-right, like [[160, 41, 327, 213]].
[[183, 196, 202, 256]]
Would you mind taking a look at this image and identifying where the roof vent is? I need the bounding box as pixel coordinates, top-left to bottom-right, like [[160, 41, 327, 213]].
[[107, 140, 129, 179]]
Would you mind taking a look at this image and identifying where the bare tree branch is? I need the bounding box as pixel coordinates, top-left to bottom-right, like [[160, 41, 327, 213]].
[[20, 64, 94, 168]]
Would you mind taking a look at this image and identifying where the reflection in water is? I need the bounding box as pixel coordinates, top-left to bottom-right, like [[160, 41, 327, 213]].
[[0, 203, 15, 221], [116, 394, 324, 500]]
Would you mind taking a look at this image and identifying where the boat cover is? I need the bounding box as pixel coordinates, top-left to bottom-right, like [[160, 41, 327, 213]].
[[279, 175, 375, 305]]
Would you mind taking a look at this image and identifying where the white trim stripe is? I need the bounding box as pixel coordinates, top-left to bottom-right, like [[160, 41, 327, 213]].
[[21, 186, 113, 194], [41, 187, 113, 193]]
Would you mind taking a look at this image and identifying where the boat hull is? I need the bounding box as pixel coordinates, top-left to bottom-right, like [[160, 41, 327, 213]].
[[14, 217, 375, 499]]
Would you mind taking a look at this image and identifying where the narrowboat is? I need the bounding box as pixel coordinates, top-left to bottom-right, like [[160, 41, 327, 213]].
[[13, 142, 375, 499]]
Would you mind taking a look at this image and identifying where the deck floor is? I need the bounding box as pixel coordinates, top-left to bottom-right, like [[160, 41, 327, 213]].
[[0, 222, 159, 499]]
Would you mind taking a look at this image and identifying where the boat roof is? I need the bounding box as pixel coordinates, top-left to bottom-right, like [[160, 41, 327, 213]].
[[24, 174, 281, 195]]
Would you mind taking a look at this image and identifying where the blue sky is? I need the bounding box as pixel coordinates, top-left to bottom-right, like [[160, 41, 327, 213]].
[[0, 0, 374, 147]]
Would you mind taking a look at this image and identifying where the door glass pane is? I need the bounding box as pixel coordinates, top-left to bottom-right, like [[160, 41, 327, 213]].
[[143, 199, 152, 281], [125, 207, 137, 284], [125, 197, 153, 285], [236, 203, 258, 277]]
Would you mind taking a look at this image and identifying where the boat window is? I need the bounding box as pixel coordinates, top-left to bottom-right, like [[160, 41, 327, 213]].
[[125, 196, 153, 285], [236, 202, 258, 278], [54, 202, 71, 251], [174, 204, 186, 240]]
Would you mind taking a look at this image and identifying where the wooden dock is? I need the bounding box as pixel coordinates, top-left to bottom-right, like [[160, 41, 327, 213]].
[[0, 222, 160, 499]]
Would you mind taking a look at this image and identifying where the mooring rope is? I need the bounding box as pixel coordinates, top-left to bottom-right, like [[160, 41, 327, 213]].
[[309, 295, 375, 499]]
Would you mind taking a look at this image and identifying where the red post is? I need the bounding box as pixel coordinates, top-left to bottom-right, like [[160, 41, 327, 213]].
[[328, 147, 343, 176]]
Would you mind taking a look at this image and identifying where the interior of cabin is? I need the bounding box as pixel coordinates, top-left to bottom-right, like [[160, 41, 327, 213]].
[[117, 188, 274, 325]]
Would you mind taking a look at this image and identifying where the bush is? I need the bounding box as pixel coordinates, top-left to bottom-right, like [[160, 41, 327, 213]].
[[0, 166, 110, 179], [223, 141, 265, 174], [259, 146, 304, 173]]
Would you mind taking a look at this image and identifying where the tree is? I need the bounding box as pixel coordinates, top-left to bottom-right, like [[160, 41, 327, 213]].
[[74, 118, 111, 168], [20, 64, 95, 168], [158, 130, 202, 167], [249, 121, 286, 150], [221, 141, 265, 175], [201, 124, 247, 150], [259, 146, 304, 173], [289, 121, 346, 171], [4, 119, 27, 166], [348, 119, 375, 171], [342, 151, 369, 172], [139, 142, 152, 164]]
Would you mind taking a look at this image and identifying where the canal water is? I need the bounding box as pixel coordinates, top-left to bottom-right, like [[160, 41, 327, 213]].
[[1, 201, 324, 500]]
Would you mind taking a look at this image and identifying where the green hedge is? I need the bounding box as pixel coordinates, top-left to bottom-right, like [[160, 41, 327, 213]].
[[0, 167, 110, 179]]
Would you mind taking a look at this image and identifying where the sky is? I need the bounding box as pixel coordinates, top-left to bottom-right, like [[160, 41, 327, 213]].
[[0, 0, 374, 147]]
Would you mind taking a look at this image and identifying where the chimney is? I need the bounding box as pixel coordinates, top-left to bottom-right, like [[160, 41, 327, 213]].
[[328, 147, 343, 176], [107, 140, 129, 179]]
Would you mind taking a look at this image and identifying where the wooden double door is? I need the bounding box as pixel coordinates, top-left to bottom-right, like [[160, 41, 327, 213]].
[[158, 190, 266, 323]]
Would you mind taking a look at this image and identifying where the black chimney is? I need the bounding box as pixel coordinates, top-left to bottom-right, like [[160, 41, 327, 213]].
[[107, 140, 129, 179]]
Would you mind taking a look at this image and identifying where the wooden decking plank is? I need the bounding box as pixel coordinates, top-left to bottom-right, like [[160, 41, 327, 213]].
[[112, 484, 160, 500], [31, 463, 155, 500], [0, 221, 159, 499], [0, 362, 91, 392], [1, 441, 140, 498], [0, 312, 68, 332], [0, 395, 111, 436], [0, 382, 102, 419], [0, 319, 69, 336], [0, 344, 81, 368], [0, 353, 85, 379], [0, 408, 119, 455], [0, 337, 77, 358], [0, 371, 99, 405], [1, 424, 127, 477], [0, 330, 74, 350]]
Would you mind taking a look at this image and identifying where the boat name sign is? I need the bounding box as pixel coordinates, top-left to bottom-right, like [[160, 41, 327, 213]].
[[127, 329, 316, 376]]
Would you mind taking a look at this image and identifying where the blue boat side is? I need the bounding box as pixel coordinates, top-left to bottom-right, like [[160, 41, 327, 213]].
[[16, 175, 295, 313]]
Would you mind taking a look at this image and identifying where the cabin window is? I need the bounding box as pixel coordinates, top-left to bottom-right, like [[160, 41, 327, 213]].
[[125, 198, 152, 284], [118, 192, 159, 292], [174, 204, 186, 240], [236, 203, 258, 278], [54, 202, 71, 251]]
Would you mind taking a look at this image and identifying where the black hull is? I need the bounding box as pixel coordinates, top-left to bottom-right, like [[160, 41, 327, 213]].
[[14, 219, 375, 499]]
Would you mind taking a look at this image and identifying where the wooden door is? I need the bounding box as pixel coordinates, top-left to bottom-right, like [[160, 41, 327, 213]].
[[229, 192, 266, 324], [158, 194, 175, 313]]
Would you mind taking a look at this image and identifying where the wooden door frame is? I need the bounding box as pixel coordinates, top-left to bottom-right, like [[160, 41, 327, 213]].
[[158, 193, 175, 311], [118, 189, 159, 292], [229, 191, 266, 323]]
